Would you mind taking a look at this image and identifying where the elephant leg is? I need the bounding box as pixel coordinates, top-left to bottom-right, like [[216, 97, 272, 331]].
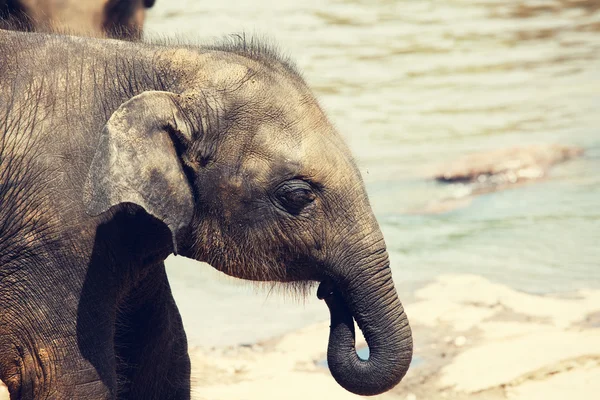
[[114, 262, 191, 400], [0, 258, 118, 400]]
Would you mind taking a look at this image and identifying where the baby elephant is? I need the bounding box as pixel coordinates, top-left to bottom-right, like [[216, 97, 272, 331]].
[[0, 30, 413, 399], [0, 0, 155, 38]]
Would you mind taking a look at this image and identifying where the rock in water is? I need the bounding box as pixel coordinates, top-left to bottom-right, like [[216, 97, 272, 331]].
[[435, 144, 584, 186], [410, 144, 584, 214]]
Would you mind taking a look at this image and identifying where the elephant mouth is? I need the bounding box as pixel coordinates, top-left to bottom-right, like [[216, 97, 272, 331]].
[[316, 278, 337, 300]]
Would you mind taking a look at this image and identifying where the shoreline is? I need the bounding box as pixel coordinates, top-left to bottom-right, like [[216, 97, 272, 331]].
[[2, 273, 598, 399]]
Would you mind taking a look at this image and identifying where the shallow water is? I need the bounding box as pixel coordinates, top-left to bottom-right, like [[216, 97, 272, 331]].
[[145, 0, 600, 347]]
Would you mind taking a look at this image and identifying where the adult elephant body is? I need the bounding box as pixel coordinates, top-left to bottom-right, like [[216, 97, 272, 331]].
[[0, 0, 155, 38], [0, 30, 412, 399]]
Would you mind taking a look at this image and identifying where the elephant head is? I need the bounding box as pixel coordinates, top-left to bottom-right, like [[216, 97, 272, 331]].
[[83, 49, 413, 396], [0, 0, 155, 38]]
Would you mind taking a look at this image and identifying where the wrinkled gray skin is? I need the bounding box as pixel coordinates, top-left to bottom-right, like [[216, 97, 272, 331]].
[[0, 0, 155, 38], [0, 30, 413, 399]]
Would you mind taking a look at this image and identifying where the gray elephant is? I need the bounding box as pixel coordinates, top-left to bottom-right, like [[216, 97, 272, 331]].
[[0, 29, 413, 399], [0, 0, 155, 38]]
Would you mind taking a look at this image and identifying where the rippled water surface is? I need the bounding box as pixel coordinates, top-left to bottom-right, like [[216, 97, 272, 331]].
[[146, 0, 600, 346]]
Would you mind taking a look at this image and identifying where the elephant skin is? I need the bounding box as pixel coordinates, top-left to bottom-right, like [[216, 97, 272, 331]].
[[0, 31, 412, 399], [0, 0, 155, 38]]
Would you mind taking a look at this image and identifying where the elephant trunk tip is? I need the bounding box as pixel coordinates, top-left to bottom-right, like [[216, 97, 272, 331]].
[[318, 278, 413, 396]]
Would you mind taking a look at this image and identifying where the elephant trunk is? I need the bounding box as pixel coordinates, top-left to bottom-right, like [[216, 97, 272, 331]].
[[318, 248, 413, 396]]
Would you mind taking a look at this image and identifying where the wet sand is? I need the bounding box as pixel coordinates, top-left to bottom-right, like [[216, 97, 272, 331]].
[[1, 274, 598, 399]]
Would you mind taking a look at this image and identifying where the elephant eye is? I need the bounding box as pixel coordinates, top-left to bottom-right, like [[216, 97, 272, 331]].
[[274, 180, 316, 215]]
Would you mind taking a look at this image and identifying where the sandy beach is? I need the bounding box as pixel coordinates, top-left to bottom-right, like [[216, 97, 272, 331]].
[[185, 274, 600, 400], [187, 274, 600, 400], [1, 274, 599, 399]]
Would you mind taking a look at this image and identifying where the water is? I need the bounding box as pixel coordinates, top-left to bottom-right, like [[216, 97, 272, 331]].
[[145, 0, 600, 347]]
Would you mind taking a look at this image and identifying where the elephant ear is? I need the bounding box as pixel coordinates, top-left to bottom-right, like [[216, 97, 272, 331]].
[[83, 91, 195, 254]]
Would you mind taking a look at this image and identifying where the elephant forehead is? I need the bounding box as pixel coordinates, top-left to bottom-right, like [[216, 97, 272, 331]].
[[302, 129, 357, 175], [253, 121, 303, 151], [245, 124, 302, 167]]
